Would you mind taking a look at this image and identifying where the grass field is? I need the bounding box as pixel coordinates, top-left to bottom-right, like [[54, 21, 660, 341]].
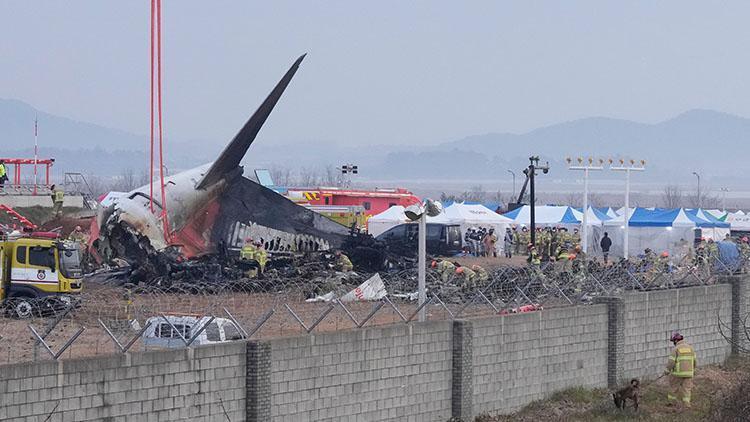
[[478, 357, 750, 422]]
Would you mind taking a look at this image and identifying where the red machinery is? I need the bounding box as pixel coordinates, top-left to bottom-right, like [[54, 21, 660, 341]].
[[0, 157, 55, 190], [0, 204, 37, 230]]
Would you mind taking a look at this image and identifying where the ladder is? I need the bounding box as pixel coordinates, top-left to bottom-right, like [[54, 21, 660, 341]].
[[63, 173, 95, 210]]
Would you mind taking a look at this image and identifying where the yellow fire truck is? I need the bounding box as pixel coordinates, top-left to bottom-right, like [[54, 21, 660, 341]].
[[0, 234, 83, 318]]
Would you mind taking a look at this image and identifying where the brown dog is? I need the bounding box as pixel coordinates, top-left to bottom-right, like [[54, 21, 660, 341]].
[[612, 379, 640, 411]]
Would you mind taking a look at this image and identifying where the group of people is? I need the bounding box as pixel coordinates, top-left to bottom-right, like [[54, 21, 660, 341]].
[[502, 226, 582, 260], [631, 235, 750, 276], [239, 238, 269, 277], [463, 225, 583, 261], [239, 237, 354, 278], [464, 227, 498, 257], [431, 259, 490, 290]]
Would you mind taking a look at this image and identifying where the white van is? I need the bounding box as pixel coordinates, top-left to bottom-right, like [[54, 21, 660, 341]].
[[142, 315, 245, 349]]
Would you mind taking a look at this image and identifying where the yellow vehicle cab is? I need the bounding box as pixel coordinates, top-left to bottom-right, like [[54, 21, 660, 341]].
[[0, 233, 83, 317]]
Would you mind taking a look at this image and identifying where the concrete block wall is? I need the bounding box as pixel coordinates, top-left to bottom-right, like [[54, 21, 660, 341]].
[[1, 277, 747, 422], [470, 305, 609, 416], [267, 321, 453, 422], [622, 285, 733, 380], [0, 341, 247, 422]]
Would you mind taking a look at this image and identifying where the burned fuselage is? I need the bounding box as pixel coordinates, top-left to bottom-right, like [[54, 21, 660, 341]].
[[93, 54, 350, 266]]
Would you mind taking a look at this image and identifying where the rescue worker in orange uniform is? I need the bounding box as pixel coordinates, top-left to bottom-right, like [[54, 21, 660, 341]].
[[664, 332, 696, 408]]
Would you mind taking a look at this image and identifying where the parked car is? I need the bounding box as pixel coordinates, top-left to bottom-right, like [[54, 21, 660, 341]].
[[375, 223, 463, 256], [142, 315, 245, 349]]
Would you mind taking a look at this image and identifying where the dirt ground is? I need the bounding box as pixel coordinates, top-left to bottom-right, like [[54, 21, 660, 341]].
[[0, 280, 498, 364], [478, 357, 750, 422]]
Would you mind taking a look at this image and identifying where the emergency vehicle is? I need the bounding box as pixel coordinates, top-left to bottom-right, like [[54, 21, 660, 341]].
[[286, 187, 421, 228], [0, 233, 83, 317]]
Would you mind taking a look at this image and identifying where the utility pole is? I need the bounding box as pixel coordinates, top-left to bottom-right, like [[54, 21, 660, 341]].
[[507, 169, 516, 196], [610, 159, 645, 259], [692, 172, 701, 208], [525, 156, 549, 247], [720, 187, 729, 212], [567, 157, 603, 253]]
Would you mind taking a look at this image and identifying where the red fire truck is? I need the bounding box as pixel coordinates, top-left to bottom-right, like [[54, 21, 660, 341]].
[[286, 187, 420, 217]]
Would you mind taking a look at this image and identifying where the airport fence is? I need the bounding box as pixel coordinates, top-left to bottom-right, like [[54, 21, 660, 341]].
[[0, 253, 745, 364]]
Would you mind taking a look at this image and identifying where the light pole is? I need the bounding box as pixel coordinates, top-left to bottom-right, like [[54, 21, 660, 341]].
[[507, 170, 516, 196], [405, 200, 442, 322], [720, 187, 729, 212], [340, 164, 359, 187], [525, 157, 549, 247], [611, 159, 645, 259], [692, 172, 701, 208], [567, 157, 604, 253]]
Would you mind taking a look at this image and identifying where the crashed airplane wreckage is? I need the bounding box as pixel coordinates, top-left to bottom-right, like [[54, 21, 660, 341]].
[[91, 55, 352, 273]]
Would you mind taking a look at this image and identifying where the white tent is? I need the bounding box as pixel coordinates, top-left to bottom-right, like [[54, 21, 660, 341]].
[[727, 212, 750, 232], [444, 203, 512, 254], [367, 206, 407, 237], [603, 207, 620, 219], [598, 208, 728, 259], [443, 203, 512, 233], [367, 205, 451, 237]]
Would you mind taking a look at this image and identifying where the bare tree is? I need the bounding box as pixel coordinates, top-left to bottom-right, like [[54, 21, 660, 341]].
[[323, 165, 340, 186], [662, 185, 684, 208], [268, 166, 293, 187], [564, 192, 582, 208], [298, 167, 321, 188], [439, 192, 459, 203], [138, 169, 150, 187], [113, 168, 137, 192], [686, 186, 719, 209], [461, 185, 486, 203]]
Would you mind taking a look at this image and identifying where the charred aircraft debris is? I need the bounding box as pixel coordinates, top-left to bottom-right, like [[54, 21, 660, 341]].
[[90, 55, 403, 288]]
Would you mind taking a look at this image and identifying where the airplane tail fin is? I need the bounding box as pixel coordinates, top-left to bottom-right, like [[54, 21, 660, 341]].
[[196, 54, 306, 190]]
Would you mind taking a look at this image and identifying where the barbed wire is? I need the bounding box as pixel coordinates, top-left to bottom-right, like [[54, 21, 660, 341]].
[[0, 253, 745, 364]]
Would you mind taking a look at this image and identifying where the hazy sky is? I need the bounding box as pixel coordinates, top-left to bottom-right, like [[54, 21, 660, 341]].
[[2, 1, 750, 148]]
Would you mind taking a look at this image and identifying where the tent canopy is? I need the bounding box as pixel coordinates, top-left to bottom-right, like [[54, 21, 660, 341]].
[[727, 212, 750, 231], [503, 205, 604, 226], [683, 208, 730, 228], [443, 203, 512, 224], [603, 207, 724, 228]]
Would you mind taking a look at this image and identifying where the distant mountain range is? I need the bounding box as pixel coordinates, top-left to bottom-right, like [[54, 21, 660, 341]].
[[376, 109, 750, 182], [1, 98, 748, 186]]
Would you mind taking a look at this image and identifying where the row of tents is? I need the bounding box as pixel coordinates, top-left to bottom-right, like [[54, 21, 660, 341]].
[[368, 203, 513, 238], [368, 203, 745, 258]]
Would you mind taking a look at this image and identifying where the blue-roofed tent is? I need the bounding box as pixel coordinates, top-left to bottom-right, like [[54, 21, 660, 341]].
[[502, 205, 598, 226], [597, 207, 727, 259], [684, 208, 731, 241], [599, 207, 620, 219]]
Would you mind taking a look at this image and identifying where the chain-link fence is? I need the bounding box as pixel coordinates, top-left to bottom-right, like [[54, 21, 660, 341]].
[[0, 253, 745, 365]]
